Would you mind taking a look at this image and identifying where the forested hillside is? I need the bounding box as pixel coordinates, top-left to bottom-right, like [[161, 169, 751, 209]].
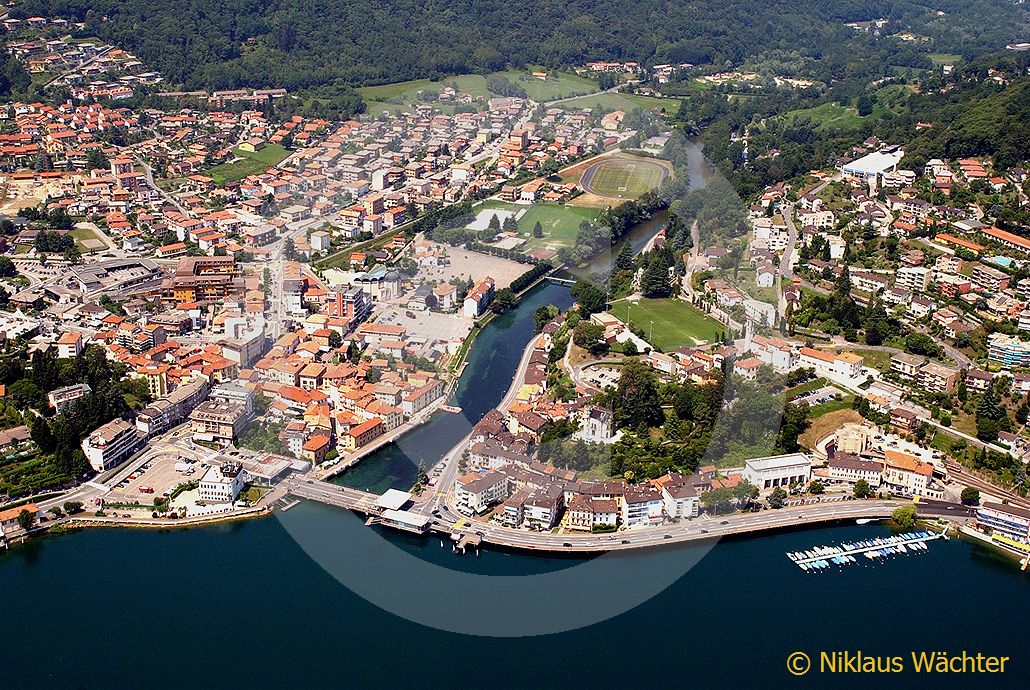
[[12, 0, 1028, 91], [685, 50, 1030, 199]]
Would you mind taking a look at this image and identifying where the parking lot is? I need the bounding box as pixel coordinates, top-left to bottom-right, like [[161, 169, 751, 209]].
[[418, 243, 528, 290], [376, 304, 472, 345], [105, 451, 199, 504], [584, 365, 621, 390], [791, 385, 843, 407]]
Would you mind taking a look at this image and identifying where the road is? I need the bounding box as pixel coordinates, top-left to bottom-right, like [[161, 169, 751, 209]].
[[287, 477, 903, 552], [43, 45, 113, 89], [136, 157, 188, 217], [777, 201, 799, 316]]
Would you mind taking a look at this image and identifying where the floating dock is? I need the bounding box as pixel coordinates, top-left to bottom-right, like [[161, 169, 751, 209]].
[[787, 531, 946, 572]]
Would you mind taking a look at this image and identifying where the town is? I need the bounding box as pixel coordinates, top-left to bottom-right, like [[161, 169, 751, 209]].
[[0, 13, 1028, 570]]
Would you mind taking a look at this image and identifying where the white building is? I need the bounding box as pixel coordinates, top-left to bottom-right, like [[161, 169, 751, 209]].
[[455, 471, 509, 515], [748, 334, 798, 372], [840, 148, 905, 182], [798, 347, 864, 380], [826, 453, 883, 486], [621, 486, 664, 526], [657, 476, 700, 519], [742, 453, 812, 491], [895, 266, 931, 292], [81, 418, 143, 472], [198, 461, 246, 503]]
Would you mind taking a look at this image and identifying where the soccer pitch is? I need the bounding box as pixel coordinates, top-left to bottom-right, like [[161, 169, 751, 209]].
[[610, 298, 724, 350], [582, 158, 668, 199]]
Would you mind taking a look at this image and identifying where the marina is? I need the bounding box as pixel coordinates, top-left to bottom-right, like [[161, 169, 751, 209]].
[[787, 530, 947, 571]]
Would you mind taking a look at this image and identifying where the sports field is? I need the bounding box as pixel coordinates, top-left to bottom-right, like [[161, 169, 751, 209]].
[[476, 200, 599, 249], [609, 298, 724, 350], [581, 157, 669, 200]]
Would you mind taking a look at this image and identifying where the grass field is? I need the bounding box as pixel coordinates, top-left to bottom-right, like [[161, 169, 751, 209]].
[[477, 200, 599, 249], [360, 77, 491, 115], [781, 103, 864, 130], [609, 298, 724, 350], [495, 68, 599, 101], [204, 144, 290, 185], [583, 158, 666, 199], [69, 226, 105, 253], [779, 84, 909, 133], [851, 349, 893, 373], [558, 91, 682, 113], [928, 53, 961, 67], [359, 70, 600, 114]]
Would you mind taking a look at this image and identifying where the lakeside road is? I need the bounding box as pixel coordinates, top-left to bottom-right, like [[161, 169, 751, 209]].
[[287, 474, 906, 552]]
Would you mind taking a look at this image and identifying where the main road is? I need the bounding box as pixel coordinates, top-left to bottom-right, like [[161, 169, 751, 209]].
[[286, 476, 904, 553]]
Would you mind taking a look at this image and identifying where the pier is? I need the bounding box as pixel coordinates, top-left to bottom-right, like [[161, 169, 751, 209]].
[[788, 530, 946, 571]]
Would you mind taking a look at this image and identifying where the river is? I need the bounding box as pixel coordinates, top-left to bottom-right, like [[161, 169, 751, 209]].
[[333, 281, 574, 493], [583, 137, 711, 275]]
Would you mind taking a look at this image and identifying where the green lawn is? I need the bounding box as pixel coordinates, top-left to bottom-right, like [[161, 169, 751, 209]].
[[558, 91, 682, 113], [785, 377, 828, 396], [781, 103, 864, 130], [851, 348, 893, 373], [609, 298, 725, 350], [69, 227, 105, 253], [807, 395, 855, 417], [493, 68, 599, 101], [585, 158, 666, 199], [477, 200, 599, 250], [359, 70, 599, 114], [928, 53, 961, 67], [358, 79, 437, 102], [779, 85, 909, 132], [204, 144, 290, 185]]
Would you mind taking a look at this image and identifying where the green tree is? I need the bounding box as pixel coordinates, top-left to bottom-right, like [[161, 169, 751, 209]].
[[640, 261, 671, 298], [960, 486, 981, 505], [768, 486, 787, 509], [534, 304, 558, 332], [976, 383, 1006, 442], [613, 359, 663, 430], [808, 480, 824, 494], [615, 242, 634, 271], [532, 221, 543, 238], [856, 93, 875, 117], [490, 287, 517, 313], [853, 478, 871, 499], [776, 402, 810, 453], [0, 256, 17, 277], [891, 504, 918, 528], [17, 509, 33, 531], [573, 321, 608, 356], [571, 279, 607, 317], [86, 148, 109, 170]]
